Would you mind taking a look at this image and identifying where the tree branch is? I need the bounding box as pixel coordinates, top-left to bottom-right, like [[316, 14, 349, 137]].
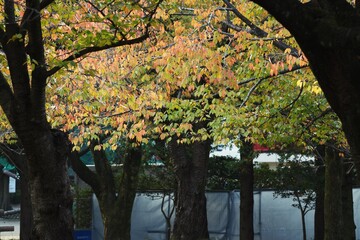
[[223, 0, 301, 57], [317, 0, 354, 13], [90, 140, 116, 197], [237, 64, 309, 107], [0, 72, 15, 124], [46, 0, 163, 77], [4, 0, 16, 26], [69, 149, 101, 196], [0, 143, 26, 173], [40, 0, 55, 10], [46, 31, 150, 77], [25, 0, 48, 125], [249, 0, 311, 39], [3, 0, 31, 104], [223, 0, 267, 37]]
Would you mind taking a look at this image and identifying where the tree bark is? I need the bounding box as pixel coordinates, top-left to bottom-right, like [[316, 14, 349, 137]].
[[0, 144, 34, 240], [12, 153, 34, 240], [239, 140, 254, 240], [324, 147, 343, 240], [341, 166, 356, 240], [102, 146, 142, 240], [19, 166, 34, 240], [71, 143, 142, 240], [300, 208, 307, 240], [314, 146, 325, 240], [0, 169, 11, 211], [169, 122, 211, 240], [22, 130, 74, 240]]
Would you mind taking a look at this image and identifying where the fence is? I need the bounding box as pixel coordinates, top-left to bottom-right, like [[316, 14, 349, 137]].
[[91, 189, 360, 240]]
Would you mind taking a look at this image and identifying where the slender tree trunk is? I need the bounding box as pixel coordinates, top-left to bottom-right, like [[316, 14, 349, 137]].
[[169, 122, 211, 240], [239, 140, 254, 240], [314, 146, 325, 240], [301, 210, 307, 240], [324, 146, 343, 240]]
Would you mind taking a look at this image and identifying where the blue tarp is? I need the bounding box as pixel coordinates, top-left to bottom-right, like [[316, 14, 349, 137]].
[[0, 156, 15, 171]]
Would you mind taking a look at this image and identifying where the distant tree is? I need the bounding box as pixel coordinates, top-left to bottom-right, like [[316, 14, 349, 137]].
[[274, 158, 317, 240], [207, 155, 241, 190]]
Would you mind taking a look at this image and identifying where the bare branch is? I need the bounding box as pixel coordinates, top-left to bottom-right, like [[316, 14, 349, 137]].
[[84, 0, 123, 36], [237, 64, 309, 107], [304, 107, 333, 131], [280, 81, 304, 115]]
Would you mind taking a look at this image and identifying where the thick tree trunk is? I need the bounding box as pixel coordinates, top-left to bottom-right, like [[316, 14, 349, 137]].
[[169, 122, 211, 240], [324, 147, 343, 240], [239, 140, 254, 240], [23, 130, 74, 240]]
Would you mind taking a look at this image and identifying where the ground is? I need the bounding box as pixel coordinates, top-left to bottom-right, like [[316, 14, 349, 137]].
[[0, 204, 20, 240]]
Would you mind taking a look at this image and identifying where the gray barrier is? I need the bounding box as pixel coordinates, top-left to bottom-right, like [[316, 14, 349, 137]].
[[91, 189, 360, 240]]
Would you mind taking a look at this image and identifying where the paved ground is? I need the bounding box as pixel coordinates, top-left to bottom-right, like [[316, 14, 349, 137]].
[[0, 217, 20, 240], [0, 205, 20, 240]]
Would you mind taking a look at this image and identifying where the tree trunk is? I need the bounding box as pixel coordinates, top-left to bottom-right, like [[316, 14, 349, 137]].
[[0, 144, 34, 240], [19, 168, 34, 240], [341, 167, 356, 240], [71, 143, 142, 240], [23, 130, 74, 240], [169, 122, 211, 240], [300, 209, 307, 240], [15, 155, 34, 240], [103, 146, 142, 240], [239, 140, 254, 240], [324, 146, 343, 240], [314, 146, 325, 240], [0, 169, 11, 211]]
